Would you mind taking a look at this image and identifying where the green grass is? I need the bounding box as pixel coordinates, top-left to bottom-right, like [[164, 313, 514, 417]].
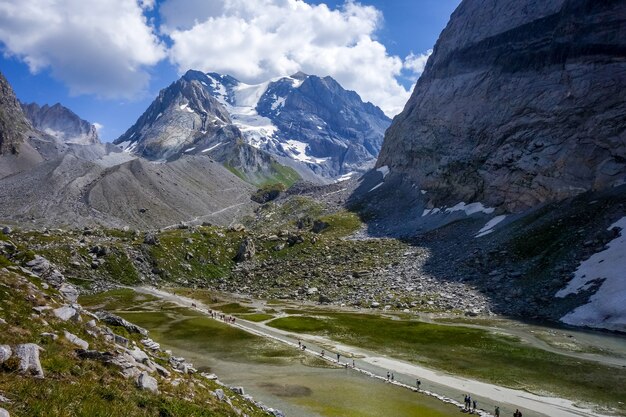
[[119, 308, 299, 365], [317, 211, 362, 237], [212, 302, 255, 314], [236, 313, 275, 322], [267, 313, 626, 414], [79, 288, 158, 311]]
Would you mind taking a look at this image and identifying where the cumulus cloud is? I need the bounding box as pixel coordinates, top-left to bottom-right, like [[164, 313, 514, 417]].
[[164, 0, 411, 116], [93, 122, 104, 132], [404, 49, 433, 79], [0, 0, 166, 99]]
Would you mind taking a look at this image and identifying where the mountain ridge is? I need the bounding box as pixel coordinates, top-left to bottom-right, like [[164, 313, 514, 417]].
[[20, 102, 101, 146], [115, 69, 391, 181]]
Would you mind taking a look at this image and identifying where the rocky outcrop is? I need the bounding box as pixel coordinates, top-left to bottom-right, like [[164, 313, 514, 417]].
[[21, 103, 100, 145], [234, 237, 255, 263], [14, 343, 44, 378], [95, 311, 148, 336], [377, 0, 626, 212], [0, 72, 31, 155]]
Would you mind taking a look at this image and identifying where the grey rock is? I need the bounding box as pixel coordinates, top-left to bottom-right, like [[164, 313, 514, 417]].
[[128, 347, 149, 364], [1, 226, 11, 235], [143, 232, 159, 246], [215, 389, 226, 401], [0, 72, 30, 156], [230, 386, 245, 395], [0, 407, 9, 417], [152, 362, 171, 378], [234, 237, 255, 263], [58, 283, 79, 303], [40, 332, 58, 341], [95, 311, 148, 336], [137, 371, 158, 393], [15, 343, 44, 378], [376, 0, 626, 213], [53, 306, 79, 321], [0, 345, 11, 364], [63, 331, 89, 349]]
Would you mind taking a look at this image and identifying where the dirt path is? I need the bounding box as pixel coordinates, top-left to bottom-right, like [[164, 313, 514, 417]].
[[135, 286, 615, 417]]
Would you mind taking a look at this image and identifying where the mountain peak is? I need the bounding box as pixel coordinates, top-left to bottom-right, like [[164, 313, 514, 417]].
[[21, 101, 100, 145], [290, 71, 309, 80]]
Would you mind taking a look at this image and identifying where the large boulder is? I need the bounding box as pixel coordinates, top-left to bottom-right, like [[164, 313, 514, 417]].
[[14, 343, 44, 378], [53, 306, 79, 322], [137, 371, 158, 393], [63, 331, 89, 349], [95, 311, 148, 336]]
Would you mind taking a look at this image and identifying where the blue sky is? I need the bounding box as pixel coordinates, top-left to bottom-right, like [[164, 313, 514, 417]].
[[0, 0, 460, 141]]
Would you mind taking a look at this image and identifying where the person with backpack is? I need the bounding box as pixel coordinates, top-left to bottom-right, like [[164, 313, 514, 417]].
[[494, 406, 500, 417]]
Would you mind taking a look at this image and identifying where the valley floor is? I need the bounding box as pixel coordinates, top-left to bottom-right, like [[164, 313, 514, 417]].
[[126, 286, 626, 417]]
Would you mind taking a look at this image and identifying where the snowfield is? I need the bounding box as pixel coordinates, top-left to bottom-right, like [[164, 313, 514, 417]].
[[556, 216, 626, 332], [475, 215, 507, 238]]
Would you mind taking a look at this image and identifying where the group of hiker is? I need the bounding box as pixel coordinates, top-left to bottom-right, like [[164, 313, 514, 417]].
[[463, 395, 521, 417], [464, 394, 478, 413], [207, 309, 236, 324]]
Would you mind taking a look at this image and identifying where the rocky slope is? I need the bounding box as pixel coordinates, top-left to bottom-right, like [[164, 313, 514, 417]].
[[376, 0, 626, 213], [0, 148, 257, 229], [0, 72, 31, 156], [0, 74, 258, 229], [0, 249, 275, 416], [116, 70, 390, 181], [21, 102, 100, 145]]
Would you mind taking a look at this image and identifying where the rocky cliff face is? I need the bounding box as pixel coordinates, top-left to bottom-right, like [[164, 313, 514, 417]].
[[21, 102, 100, 145], [117, 70, 390, 181], [0, 72, 31, 155], [377, 0, 626, 212]]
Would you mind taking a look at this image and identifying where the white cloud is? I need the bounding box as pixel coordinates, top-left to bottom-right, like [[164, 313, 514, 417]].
[[404, 49, 432, 79], [0, 0, 166, 99], [164, 0, 412, 116], [93, 122, 104, 132]]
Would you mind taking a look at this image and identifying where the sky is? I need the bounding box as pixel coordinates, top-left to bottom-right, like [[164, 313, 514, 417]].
[[0, 0, 460, 141]]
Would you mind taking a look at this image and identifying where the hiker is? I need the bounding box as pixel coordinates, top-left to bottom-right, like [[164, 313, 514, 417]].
[[298, 340, 301, 348], [352, 359, 355, 368], [416, 379, 421, 390], [391, 373, 394, 382], [472, 400, 477, 412], [494, 406, 500, 417], [513, 409, 523, 417], [321, 349, 325, 357], [337, 353, 340, 362], [387, 371, 390, 380]]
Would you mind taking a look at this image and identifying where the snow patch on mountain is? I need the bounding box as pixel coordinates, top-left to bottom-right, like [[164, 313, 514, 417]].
[[422, 202, 495, 217], [475, 215, 507, 238], [284, 140, 328, 164], [555, 217, 626, 332]]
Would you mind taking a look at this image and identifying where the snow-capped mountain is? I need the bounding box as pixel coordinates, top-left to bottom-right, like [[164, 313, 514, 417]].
[[21, 102, 100, 145], [114, 73, 301, 186], [116, 70, 391, 180]]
